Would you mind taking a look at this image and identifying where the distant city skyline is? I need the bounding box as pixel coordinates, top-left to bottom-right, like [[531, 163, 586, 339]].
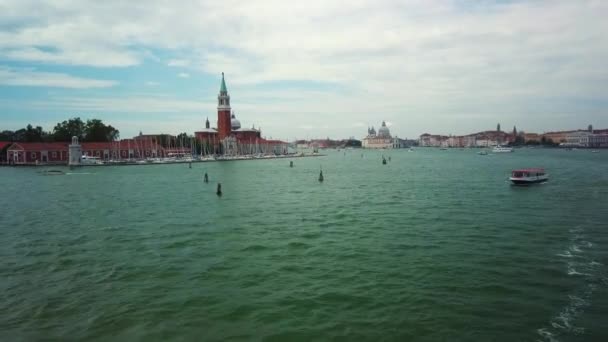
[[1, 0, 607, 140]]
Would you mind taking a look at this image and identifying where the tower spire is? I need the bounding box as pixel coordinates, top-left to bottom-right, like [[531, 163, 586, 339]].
[[220, 72, 227, 93], [217, 73, 232, 140]]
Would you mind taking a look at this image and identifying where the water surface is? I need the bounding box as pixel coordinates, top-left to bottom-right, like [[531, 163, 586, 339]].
[[1, 148, 607, 341]]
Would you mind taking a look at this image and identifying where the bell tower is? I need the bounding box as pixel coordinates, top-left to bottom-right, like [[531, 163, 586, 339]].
[[217, 72, 231, 140]]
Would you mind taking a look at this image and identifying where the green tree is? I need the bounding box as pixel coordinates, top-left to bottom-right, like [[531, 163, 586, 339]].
[[24, 124, 47, 142], [53, 117, 85, 142], [83, 119, 119, 142], [0, 130, 14, 141]]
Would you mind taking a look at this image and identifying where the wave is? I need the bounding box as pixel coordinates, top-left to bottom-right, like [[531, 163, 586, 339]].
[[537, 223, 604, 341], [240, 244, 268, 252]]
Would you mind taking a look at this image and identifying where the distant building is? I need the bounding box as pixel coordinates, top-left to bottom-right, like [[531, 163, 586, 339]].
[[362, 121, 406, 149], [419, 127, 513, 148], [194, 73, 287, 155], [523, 133, 541, 143], [563, 131, 608, 148], [542, 131, 575, 144], [0, 141, 11, 163]]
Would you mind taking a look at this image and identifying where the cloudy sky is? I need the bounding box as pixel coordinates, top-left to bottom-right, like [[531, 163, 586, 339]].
[[1, 0, 607, 140]]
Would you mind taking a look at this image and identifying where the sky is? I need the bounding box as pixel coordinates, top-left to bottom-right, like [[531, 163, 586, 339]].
[[0, 0, 607, 140]]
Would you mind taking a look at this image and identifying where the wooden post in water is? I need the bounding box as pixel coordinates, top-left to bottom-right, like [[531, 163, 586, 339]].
[[290, 161, 294, 168], [216, 183, 222, 196], [204, 172, 209, 183], [319, 170, 324, 182]]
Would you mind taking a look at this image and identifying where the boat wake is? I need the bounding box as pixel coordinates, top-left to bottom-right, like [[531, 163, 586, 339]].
[[537, 225, 606, 341]]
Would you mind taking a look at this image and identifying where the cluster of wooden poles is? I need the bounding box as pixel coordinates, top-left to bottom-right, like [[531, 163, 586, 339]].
[[201, 160, 327, 197]]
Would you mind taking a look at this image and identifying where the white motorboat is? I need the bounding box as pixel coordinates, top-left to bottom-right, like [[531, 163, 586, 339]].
[[492, 145, 513, 153], [81, 155, 104, 165], [509, 168, 548, 185]]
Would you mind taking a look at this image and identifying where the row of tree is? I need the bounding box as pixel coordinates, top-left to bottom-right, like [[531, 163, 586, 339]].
[[0, 118, 120, 143]]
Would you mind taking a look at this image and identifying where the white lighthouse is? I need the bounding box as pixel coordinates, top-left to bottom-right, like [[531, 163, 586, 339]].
[[68, 136, 82, 166]]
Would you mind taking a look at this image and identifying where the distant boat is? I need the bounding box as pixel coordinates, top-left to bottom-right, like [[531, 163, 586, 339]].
[[440, 147, 448, 150], [42, 170, 65, 175], [492, 146, 513, 153], [591, 150, 599, 153], [478, 150, 488, 155], [509, 168, 548, 185], [408, 148, 414, 152], [81, 155, 104, 165]]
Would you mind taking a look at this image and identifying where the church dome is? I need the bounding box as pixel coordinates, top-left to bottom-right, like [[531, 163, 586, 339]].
[[377, 121, 391, 137], [231, 113, 241, 130]]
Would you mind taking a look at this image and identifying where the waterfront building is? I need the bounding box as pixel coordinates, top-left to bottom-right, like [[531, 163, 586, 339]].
[[541, 131, 574, 144], [564, 131, 608, 147], [362, 121, 407, 149], [0, 141, 11, 163], [523, 133, 541, 143], [7, 142, 70, 164], [194, 73, 287, 155], [419, 127, 513, 148], [5, 140, 182, 165]]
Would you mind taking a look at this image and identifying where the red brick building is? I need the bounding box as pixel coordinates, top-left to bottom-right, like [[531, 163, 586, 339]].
[[194, 73, 287, 155], [5, 140, 177, 165], [7, 142, 69, 164]]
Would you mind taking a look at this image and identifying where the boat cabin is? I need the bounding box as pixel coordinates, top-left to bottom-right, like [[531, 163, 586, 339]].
[[511, 168, 545, 178]]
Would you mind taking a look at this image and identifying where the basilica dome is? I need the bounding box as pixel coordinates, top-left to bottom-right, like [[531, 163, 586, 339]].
[[377, 121, 391, 137], [231, 113, 241, 130]]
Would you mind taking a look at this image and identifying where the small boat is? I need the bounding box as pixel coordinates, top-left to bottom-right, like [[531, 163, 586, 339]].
[[81, 155, 104, 165], [42, 169, 65, 175], [408, 148, 414, 152], [509, 168, 548, 185], [493, 146, 513, 153], [478, 150, 488, 155], [591, 150, 599, 153]]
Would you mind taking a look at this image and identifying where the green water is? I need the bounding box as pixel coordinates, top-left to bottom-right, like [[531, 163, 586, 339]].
[[1, 148, 607, 341]]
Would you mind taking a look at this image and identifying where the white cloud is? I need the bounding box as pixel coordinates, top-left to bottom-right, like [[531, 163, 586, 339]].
[[167, 59, 190, 67], [0, 66, 117, 88], [3, 47, 138, 67], [178, 72, 190, 78], [145, 81, 160, 86], [0, 0, 607, 137]]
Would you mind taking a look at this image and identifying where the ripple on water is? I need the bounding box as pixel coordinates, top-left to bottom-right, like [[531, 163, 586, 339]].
[[2, 150, 608, 341], [537, 222, 606, 341]]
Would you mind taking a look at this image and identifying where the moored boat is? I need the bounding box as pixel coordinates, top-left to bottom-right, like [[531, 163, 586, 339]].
[[81, 155, 104, 165], [492, 145, 513, 153], [509, 168, 548, 185]]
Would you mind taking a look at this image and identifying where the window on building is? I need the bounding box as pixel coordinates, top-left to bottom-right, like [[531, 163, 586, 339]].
[[52, 152, 57, 158], [30, 152, 36, 159]]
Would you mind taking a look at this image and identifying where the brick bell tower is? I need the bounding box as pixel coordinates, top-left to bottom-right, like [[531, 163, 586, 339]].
[[217, 72, 231, 140]]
